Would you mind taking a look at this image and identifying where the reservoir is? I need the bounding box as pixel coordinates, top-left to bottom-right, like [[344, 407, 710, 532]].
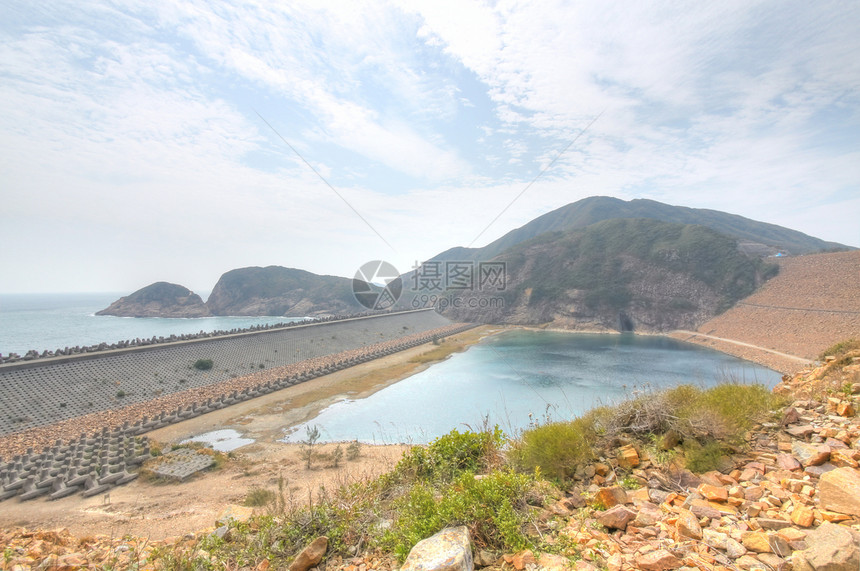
[[283, 330, 782, 445]]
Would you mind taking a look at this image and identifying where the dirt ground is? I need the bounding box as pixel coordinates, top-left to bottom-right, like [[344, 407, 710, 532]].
[[0, 327, 501, 540]]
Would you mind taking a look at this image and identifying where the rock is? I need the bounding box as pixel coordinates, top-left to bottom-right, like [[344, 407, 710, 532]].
[[632, 502, 663, 527], [617, 445, 639, 469], [776, 454, 802, 471], [804, 463, 837, 478], [791, 442, 831, 467], [818, 467, 860, 515], [634, 549, 682, 571], [596, 505, 636, 530], [538, 553, 570, 571], [791, 522, 860, 571], [289, 536, 329, 571], [830, 449, 859, 468], [401, 527, 472, 571], [725, 538, 747, 559], [836, 402, 855, 417], [509, 550, 536, 571], [594, 486, 628, 508], [474, 549, 497, 567], [741, 532, 772, 553], [698, 483, 728, 502], [786, 425, 815, 438], [702, 528, 728, 550], [790, 505, 815, 527], [675, 508, 702, 540]]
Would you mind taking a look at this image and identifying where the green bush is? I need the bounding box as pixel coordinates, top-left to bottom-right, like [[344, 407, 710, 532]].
[[193, 358, 214, 371], [684, 440, 725, 473], [384, 470, 535, 561], [511, 412, 601, 481], [389, 427, 504, 484]]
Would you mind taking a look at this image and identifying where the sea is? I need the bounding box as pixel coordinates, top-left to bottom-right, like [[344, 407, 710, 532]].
[[0, 293, 782, 447], [0, 292, 297, 357]]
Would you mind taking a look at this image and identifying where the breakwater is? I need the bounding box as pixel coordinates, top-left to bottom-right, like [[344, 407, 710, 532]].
[[0, 309, 456, 437], [0, 310, 474, 502], [0, 308, 419, 365]]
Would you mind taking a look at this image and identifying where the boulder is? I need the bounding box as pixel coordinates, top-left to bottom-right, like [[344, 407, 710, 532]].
[[674, 508, 702, 540], [617, 445, 639, 469], [634, 549, 682, 571], [401, 527, 473, 571], [594, 486, 628, 508], [818, 467, 860, 515], [596, 505, 636, 530], [791, 522, 860, 571], [289, 536, 328, 571], [792, 442, 831, 467]]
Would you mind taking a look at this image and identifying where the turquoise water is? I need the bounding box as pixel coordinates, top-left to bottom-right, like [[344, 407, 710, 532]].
[[282, 330, 782, 445], [0, 293, 301, 356]]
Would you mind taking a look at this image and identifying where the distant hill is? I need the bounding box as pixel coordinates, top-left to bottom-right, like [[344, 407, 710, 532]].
[[437, 218, 779, 332], [205, 266, 363, 316], [429, 196, 851, 263], [96, 282, 210, 318]]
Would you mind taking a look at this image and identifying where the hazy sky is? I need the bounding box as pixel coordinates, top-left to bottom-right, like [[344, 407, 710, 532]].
[[2, 1, 858, 294]]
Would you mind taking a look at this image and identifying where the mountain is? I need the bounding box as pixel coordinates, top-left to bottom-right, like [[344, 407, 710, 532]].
[[436, 218, 780, 332], [205, 266, 363, 316], [96, 282, 210, 318], [429, 196, 851, 263]]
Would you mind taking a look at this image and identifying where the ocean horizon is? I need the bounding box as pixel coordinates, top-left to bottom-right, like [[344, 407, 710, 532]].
[[0, 292, 300, 357]]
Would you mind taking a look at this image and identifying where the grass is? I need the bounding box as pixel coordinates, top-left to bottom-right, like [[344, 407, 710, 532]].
[[193, 358, 214, 371]]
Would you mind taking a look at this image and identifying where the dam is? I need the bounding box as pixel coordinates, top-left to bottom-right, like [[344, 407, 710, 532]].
[[0, 309, 466, 439]]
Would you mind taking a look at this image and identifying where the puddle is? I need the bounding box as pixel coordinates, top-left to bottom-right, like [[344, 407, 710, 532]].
[[182, 429, 255, 452]]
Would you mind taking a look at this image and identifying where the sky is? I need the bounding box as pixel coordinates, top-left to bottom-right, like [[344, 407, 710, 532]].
[[1, 0, 858, 295]]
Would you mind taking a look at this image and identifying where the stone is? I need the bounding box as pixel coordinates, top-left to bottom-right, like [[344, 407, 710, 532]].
[[593, 463, 610, 477], [786, 424, 815, 438], [538, 553, 570, 571], [755, 518, 791, 531], [289, 536, 329, 571], [702, 529, 728, 550], [595, 486, 628, 508], [402, 528, 472, 571], [741, 532, 772, 553], [836, 402, 855, 417], [818, 467, 860, 515], [791, 442, 831, 467], [596, 505, 636, 530], [617, 445, 639, 469], [675, 508, 702, 540], [509, 550, 536, 571], [791, 522, 860, 571], [725, 538, 747, 559], [634, 550, 682, 571], [790, 505, 814, 527], [775, 454, 802, 471], [632, 503, 662, 527], [698, 483, 728, 502], [804, 463, 837, 478], [734, 555, 763, 570], [830, 449, 859, 468]]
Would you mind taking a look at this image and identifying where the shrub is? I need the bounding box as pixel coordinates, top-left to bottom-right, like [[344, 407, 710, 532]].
[[510, 414, 598, 481], [193, 358, 214, 371], [684, 440, 725, 473], [384, 470, 536, 561], [244, 487, 276, 507], [389, 427, 505, 484], [346, 440, 361, 461]]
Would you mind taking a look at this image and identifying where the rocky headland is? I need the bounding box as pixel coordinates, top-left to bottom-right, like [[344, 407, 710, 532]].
[[95, 281, 210, 318]]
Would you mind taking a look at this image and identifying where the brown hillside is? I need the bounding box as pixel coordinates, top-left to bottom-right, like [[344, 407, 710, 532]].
[[692, 250, 859, 367]]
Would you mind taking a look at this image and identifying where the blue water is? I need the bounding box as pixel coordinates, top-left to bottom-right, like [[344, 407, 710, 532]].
[[283, 330, 782, 445], [0, 292, 302, 356]]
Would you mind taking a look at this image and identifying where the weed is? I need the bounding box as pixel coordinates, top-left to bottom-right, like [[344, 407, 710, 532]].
[[331, 444, 344, 468], [244, 487, 276, 507], [193, 358, 214, 371], [300, 425, 321, 469], [346, 440, 361, 461]]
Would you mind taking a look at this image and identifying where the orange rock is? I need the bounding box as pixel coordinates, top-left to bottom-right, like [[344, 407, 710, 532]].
[[791, 505, 815, 527], [836, 402, 855, 416], [595, 486, 629, 508], [699, 484, 728, 502]]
